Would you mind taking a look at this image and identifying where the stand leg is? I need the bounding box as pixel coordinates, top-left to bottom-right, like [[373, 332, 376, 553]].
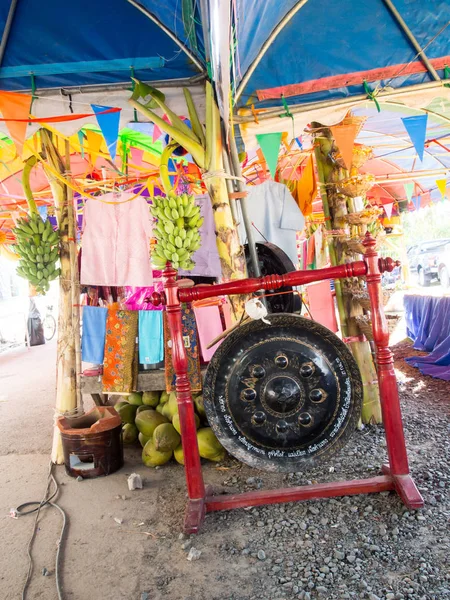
[[364, 235, 423, 508], [163, 266, 207, 533]]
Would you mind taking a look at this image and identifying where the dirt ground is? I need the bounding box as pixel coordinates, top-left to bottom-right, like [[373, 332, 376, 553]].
[[0, 338, 449, 600]]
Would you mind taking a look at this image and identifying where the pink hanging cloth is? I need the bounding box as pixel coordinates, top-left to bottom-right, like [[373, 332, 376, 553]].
[[80, 191, 153, 287]]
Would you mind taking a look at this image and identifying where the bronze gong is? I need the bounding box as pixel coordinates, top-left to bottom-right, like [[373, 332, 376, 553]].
[[203, 314, 362, 472]]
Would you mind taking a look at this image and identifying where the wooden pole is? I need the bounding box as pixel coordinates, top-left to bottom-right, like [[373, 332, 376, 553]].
[[40, 131, 78, 464]]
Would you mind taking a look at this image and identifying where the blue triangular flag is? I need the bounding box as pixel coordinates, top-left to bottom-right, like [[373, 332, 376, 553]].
[[401, 115, 428, 162], [91, 104, 121, 161], [412, 195, 421, 211]]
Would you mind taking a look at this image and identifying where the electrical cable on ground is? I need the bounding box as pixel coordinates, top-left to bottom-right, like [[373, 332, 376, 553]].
[[14, 461, 67, 600]]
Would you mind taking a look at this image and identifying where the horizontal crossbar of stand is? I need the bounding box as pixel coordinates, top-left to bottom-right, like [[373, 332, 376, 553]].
[[205, 475, 394, 512]]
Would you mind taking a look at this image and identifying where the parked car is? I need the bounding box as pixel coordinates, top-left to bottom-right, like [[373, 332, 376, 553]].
[[407, 239, 450, 287]]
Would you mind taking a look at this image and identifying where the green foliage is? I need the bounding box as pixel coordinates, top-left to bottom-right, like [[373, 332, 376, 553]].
[[402, 202, 450, 248]]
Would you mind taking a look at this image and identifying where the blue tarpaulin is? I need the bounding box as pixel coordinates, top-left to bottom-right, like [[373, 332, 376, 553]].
[[404, 294, 450, 380]]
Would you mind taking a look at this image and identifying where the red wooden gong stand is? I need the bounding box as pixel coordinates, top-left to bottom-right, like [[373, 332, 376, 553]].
[[150, 233, 423, 534]]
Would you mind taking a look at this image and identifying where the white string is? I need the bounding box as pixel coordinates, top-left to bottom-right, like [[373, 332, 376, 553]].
[[202, 168, 245, 182]]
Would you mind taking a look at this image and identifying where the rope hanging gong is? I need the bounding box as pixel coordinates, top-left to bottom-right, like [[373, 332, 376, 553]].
[[204, 314, 362, 472]]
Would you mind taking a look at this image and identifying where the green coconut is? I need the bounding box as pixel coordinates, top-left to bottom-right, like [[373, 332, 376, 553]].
[[136, 405, 152, 414], [167, 392, 179, 420], [193, 394, 206, 419], [197, 427, 225, 462], [161, 401, 173, 422], [114, 401, 128, 413], [117, 403, 138, 424], [172, 411, 200, 435], [142, 439, 172, 468], [142, 391, 160, 407], [153, 423, 181, 452], [135, 409, 168, 438], [138, 432, 151, 448], [122, 423, 138, 444], [174, 444, 184, 465], [159, 391, 170, 404], [128, 392, 143, 406], [155, 404, 165, 415]]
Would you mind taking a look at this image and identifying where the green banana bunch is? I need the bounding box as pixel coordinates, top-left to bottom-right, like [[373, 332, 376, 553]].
[[150, 192, 203, 270], [13, 213, 60, 294]]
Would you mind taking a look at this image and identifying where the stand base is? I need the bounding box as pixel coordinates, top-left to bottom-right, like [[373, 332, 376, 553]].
[[182, 469, 423, 530]]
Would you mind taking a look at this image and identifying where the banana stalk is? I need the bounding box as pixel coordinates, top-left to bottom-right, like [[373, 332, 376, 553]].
[[130, 80, 246, 317], [22, 156, 39, 215], [313, 126, 382, 425]]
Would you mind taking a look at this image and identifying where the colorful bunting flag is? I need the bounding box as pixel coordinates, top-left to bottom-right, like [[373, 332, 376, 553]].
[[412, 195, 421, 211], [436, 179, 447, 200], [129, 147, 144, 167], [330, 124, 358, 169], [91, 104, 121, 161], [404, 182, 414, 202], [85, 130, 103, 166], [0, 91, 32, 155], [401, 114, 428, 162], [256, 132, 283, 179], [384, 203, 394, 219]]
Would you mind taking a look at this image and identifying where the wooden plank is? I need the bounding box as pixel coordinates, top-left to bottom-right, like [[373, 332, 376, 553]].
[[81, 368, 206, 393]]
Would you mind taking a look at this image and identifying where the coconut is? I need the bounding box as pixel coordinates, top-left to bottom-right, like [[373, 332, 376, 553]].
[[114, 401, 128, 414], [136, 405, 152, 414], [142, 439, 172, 468], [135, 409, 168, 437], [142, 391, 160, 407], [172, 412, 200, 435], [138, 432, 151, 448], [117, 403, 138, 424], [167, 392, 179, 420], [193, 394, 206, 419], [174, 444, 184, 465], [159, 391, 170, 404], [197, 427, 225, 462], [155, 404, 165, 415], [153, 423, 181, 452], [122, 423, 138, 444], [128, 392, 143, 406]]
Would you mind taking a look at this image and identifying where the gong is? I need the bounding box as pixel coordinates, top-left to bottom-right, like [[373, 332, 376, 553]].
[[244, 242, 302, 314], [203, 314, 362, 472]]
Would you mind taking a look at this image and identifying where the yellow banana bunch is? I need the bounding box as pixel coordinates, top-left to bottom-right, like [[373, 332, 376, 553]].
[[13, 213, 60, 294], [150, 192, 203, 270]]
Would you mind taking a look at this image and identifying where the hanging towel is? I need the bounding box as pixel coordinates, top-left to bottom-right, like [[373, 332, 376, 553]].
[[305, 281, 338, 333], [193, 305, 225, 362], [139, 311, 164, 364], [102, 308, 138, 394], [81, 306, 108, 364], [164, 305, 202, 393]]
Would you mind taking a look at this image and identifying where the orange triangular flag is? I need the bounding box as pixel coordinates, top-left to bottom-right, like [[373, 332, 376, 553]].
[[85, 130, 103, 166], [296, 155, 317, 216], [0, 91, 32, 155], [330, 124, 358, 169]]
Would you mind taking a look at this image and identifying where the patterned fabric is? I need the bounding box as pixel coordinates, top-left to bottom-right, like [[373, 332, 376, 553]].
[[164, 304, 202, 393], [102, 308, 138, 393]]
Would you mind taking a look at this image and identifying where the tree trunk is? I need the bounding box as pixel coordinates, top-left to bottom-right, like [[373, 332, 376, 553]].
[[313, 126, 382, 424]]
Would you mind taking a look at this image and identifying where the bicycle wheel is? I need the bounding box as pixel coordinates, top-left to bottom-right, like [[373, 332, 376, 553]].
[[43, 314, 56, 341]]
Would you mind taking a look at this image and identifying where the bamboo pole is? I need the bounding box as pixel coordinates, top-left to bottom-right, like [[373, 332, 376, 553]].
[[313, 126, 382, 424], [65, 140, 83, 413], [40, 130, 78, 463]]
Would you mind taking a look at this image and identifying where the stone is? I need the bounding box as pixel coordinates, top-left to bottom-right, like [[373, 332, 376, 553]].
[[127, 473, 143, 491], [257, 550, 266, 561], [187, 547, 202, 561]]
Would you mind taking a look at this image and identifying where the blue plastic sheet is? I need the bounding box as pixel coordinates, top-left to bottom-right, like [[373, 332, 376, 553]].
[[404, 295, 450, 381]]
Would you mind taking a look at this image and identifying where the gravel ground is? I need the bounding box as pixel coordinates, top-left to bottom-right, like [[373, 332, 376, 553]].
[[148, 339, 450, 600]]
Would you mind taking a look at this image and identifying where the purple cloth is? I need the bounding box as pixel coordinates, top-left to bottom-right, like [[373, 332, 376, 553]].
[[178, 194, 221, 278], [404, 295, 450, 380]]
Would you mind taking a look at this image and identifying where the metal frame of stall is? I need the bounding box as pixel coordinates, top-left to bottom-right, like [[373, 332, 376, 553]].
[[149, 233, 424, 534]]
